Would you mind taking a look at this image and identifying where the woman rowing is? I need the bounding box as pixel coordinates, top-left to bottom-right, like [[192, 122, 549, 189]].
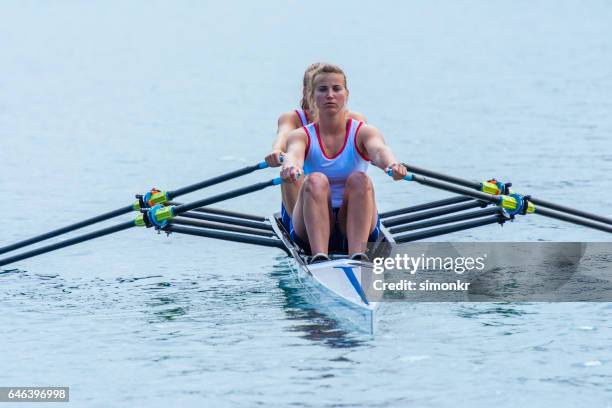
[[265, 63, 367, 231], [281, 64, 407, 263]]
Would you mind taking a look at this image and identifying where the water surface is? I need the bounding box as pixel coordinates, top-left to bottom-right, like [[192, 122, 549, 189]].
[[1, 1, 611, 407]]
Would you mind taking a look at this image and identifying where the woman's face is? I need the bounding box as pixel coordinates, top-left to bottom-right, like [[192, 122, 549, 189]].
[[311, 73, 348, 116]]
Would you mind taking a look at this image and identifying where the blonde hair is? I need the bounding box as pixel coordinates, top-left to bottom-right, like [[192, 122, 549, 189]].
[[307, 63, 348, 115], [300, 63, 323, 111]]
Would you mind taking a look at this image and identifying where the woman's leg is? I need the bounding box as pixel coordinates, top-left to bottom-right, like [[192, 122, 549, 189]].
[[291, 173, 334, 255], [337, 172, 378, 255], [281, 178, 303, 217]]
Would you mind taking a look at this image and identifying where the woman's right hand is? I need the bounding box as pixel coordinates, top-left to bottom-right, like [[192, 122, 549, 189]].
[[280, 165, 302, 183], [265, 150, 284, 167]]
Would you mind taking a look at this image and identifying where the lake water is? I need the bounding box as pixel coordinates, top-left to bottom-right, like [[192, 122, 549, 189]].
[[1, 1, 611, 407]]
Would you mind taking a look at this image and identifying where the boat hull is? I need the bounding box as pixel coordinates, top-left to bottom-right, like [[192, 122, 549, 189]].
[[270, 214, 380, 334]]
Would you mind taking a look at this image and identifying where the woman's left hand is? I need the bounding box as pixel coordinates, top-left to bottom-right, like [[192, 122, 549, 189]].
[[387, 163, 408, 180]]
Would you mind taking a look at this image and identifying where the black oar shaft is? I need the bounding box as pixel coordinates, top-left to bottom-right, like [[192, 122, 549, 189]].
[[389, 207, 501, 234], [174, 179, 279, 215], [179, 211, 273, 231], [0, 204, 134, 256], [403, 162, 612, 226], [383, 200, 486, 228], [407, 174, 612, 234], [535, 207, 612, 233], [394, 215, 503, 243], [379, 196, 474, 219], [168, 162, 266, 198], [403, 162, 481, 190], [410, 174, 500, 205], [0, 162, 269, 256], [164, 224, 286, 251], [167, 202, 266, 222], [0, 221, 135, 267], [529, 198, 612, 226], [171, 218, 275, 237], [0, 177, 280, 266]]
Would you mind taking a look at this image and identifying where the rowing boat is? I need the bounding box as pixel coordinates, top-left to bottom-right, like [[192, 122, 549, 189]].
[[1, 161, 610, 334], [270, 213, 382, 333]]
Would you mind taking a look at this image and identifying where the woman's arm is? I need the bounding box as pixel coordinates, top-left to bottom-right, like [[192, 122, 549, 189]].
[[358, 125, 407, 180], [280, 128, 308, 183], [266, 112, 300, 167]]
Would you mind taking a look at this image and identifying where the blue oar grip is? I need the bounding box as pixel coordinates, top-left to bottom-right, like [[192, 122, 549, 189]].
[[387, 168, 414, 181], [259, 155, 283, 169], [274, 170, 301, 185]]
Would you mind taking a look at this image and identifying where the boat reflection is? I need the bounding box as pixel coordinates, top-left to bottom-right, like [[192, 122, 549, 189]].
[[271, 257, 371, 348]]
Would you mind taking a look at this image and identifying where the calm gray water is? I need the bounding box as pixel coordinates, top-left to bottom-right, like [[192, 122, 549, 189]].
[[1, 1, 611, 407]]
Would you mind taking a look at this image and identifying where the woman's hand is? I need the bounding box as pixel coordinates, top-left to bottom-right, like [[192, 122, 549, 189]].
[[387, 162, 408, 180], [280, 165, 302, 183], [265, 150, 284, 167]]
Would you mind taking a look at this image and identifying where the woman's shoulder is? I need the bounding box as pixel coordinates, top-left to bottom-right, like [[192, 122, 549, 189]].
[[347, 110, 368, 123], [286, 125, 309, 141], [277, 110, 302, 127], [356, 122, 379, 133], [354, 122, 383, 143]]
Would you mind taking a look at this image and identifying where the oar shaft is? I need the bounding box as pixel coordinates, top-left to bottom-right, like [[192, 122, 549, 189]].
[[529, 197, 612, 226], [394, 215, 503, 243], [403, 162, 481, 190], [383, 200, 486, 228], [171, 218, 274, 237], [168, 162, 267, 199], [403, 162, 612, 226], [379, 196, 474, 219], [535, 207, 612, 233], [410, 174, 500, 205], [164, 224, 285, 250], [174, 178, 281, 215], [405, 173, 612, 233], [0, 221, 135, 267], [167, 202, 267, 222], [178, 211, 273, 231], [0, 204, 134, 256], [0, 161, 269, 256], [389, 207, 501, 234]]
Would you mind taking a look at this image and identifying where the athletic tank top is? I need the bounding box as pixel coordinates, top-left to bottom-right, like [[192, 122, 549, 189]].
[[294, 109, 310, 126], [303, 118, 369, 207]]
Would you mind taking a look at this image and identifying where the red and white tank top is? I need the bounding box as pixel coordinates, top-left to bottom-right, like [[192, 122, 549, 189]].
[[294, 109, 310, 126], [303, 118, 369, 208]]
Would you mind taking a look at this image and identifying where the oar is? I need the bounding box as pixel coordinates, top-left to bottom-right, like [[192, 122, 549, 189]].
[[388, 170, 612, 234], [402, 162, 612, 226], [0, 161, 270, 255], [0, 177, 282, 267]]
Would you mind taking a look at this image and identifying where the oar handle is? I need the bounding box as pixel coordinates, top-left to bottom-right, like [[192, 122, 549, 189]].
[[386, 168, 414, 181]]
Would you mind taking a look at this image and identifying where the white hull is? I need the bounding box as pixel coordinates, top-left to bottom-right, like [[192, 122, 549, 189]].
[[296, 259, 378, 333], [270, 215, 382, 334]]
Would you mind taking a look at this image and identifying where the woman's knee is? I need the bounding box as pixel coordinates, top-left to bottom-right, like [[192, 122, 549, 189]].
[[345, 171, 373, 193], [303, 173, 330, 197]]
